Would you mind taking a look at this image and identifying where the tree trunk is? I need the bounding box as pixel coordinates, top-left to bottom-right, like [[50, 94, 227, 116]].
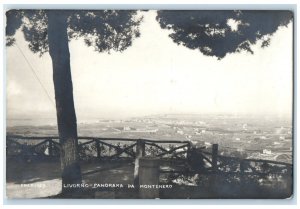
[[47, 11, 82, 193]]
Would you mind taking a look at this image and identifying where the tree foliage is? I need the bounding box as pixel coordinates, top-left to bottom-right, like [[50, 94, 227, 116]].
[[6, 10, 143, 56], [156, 10, 293, 59]]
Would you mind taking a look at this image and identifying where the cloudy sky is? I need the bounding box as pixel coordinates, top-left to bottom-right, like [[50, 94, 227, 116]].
[[6, 11, 293, 121]]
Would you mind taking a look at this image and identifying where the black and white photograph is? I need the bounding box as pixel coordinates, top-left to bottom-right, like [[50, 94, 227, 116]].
[[5, 9, 294, 199]]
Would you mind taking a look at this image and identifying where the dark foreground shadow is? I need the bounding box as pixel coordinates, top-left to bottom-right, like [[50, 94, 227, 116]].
[[7, 158, 292, 199]]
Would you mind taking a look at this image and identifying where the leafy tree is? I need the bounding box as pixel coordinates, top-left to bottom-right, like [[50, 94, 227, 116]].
[[156, 10, 293, 59], [6, 9, 142, 195]]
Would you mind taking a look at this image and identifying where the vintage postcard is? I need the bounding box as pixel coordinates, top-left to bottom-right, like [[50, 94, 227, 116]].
[[5, 9, 293, 199]]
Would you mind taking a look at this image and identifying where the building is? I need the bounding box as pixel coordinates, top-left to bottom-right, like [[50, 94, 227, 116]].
[[263, 149, 272, 155]]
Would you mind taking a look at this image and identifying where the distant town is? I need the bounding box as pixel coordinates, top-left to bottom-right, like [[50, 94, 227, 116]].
[[7, 114, 292, 163]]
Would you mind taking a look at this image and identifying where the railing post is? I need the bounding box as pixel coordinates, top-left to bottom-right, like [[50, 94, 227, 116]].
[[96, 140, 101, 159], [212, 144, 218, 172], [210, 144, 218, 193], [187, 141, 193, 161], [187, 142, 202, 171], [48, 139, 53, 157], [136, 139, 145, 157], [134, 139, 145, 187]]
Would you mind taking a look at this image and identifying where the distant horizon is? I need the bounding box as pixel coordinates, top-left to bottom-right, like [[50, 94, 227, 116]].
[[7, 111, 293, 121], [6, 112, 292, 129]]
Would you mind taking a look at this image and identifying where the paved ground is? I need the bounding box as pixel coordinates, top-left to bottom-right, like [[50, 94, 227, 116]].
[[6, 160, 135, 198], [6, 159, 292, 199]]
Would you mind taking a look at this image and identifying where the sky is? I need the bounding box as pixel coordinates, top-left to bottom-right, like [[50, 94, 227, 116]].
[[6, 11, 293, 121]]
